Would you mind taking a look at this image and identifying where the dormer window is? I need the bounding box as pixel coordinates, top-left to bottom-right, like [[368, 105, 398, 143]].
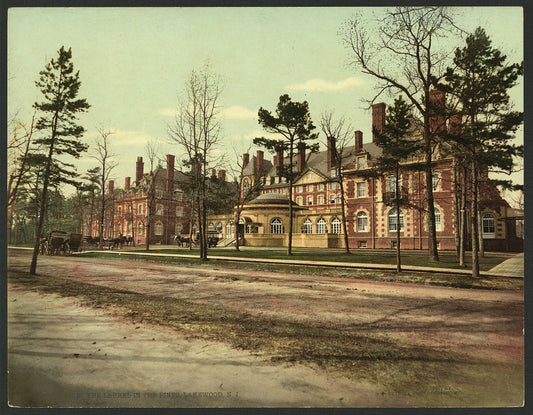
[[357, 156, 366, 170]]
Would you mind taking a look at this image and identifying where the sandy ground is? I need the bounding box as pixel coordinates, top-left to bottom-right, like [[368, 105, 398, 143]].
[[7, 249, 524, 407]]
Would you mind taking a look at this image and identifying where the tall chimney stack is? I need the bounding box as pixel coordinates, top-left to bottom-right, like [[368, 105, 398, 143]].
[[243, 153, 250, 169], [297, 143, 306, 173], [429, 89, 446, 134], [327, 136, 336, 171], [125, 177, 131, 190], [371, 103, 386, 143], [218, 170, 226, 181], [354, 131, 363, 153], [255, 150, 264, 174], [135, 156, 144, 185], [166, 154, 175, 196], [108, 180, 114, 195]]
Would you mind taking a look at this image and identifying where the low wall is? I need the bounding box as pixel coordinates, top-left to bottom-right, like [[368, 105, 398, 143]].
[[243, 233, 344, 248]]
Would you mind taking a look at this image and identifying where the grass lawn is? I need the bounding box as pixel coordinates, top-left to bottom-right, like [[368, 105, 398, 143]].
[[137, 246, 509, 271]]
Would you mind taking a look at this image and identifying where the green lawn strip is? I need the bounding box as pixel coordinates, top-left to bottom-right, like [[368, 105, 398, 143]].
[[8, 269, 500, 401], [77, 252, 523, 291], [131, 248, 508, 271]]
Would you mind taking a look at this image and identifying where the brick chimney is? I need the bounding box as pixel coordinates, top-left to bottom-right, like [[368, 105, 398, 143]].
[[354, 131, 363, 153], [211, 168, 217, 178], [218, 170, 226, 181], [108, 180, 114, 195], [449, 114, 462, 136], [327, 136, 336, 171], [276, 149, 284, 176], [166, 154, 175, 195], [371, 102, 386, 143], [255, 150, 264, 174], [297, 143, 306, 173], [125, 177, 131, 190], [429, 89, 446, 134], [243, 153, 250, 169], [135, 156, 144, 185]]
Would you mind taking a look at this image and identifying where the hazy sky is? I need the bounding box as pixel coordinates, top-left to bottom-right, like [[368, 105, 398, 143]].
[[8, 7, 524, 192]]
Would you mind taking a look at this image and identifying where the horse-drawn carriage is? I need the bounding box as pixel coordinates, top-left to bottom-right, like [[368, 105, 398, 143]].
[[39, 231, 83, 255], [174, 232, 219, 248]]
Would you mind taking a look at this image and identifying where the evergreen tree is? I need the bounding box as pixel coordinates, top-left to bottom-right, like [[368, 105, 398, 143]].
[[254, 94, 319, 256], [442, 27, 523, 277], [370, 96, 419, 272], [29, 46, 90, 275]]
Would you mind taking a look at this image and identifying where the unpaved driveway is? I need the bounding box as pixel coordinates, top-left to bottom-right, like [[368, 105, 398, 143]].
[[7, 249, 524, 407]]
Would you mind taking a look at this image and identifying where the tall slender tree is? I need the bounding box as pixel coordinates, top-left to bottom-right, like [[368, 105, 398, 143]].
[[254, 94, 318, 256], [320, 111, 353, 254], [369, 97, 419, 272], [441, 27, 523, 277], [342, 7, 459, 262], [30, 46, 90, 275]]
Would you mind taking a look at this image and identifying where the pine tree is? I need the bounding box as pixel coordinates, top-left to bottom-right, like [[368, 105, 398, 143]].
[[442, 27, 522, 277], [254, 94, 319, 256], [370, 97, 419, 272], [29, 46, 90, 275]]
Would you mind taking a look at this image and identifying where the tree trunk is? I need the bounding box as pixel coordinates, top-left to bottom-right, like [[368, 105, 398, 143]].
[[287, 141, 294, 256], [471, 160, 480, 278], [395, 168, 402, 273], [339, 178, 351, 254], [453, 159, 461, 261], [459, 166, 468, 267], [424, 111, 439, 262]]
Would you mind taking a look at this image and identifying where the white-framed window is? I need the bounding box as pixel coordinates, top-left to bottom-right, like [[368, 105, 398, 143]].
[[330, 195, 336, 204], [271, 218, 283, 234], [306, 173, 313, 181], [175, 223, 182, 235], [226, 221, 234, 237], [386, 176, 399, 195], [432, 174, 441, 191], [208, 222, 215, 232], [176, 207, 183, 217], [126, 222, 132, 234], [336, 195, 342, 204], [243, 178, 250, 195], [156, 204, 163, 215], [357, 182, 366, 198], [118, 223, 122, 234], [307, 196, 313, 205], [156, 189, 163, 198], [318, 183, 324, 191], [435, 207, 442, 232], [176, 191, 183, 201], [329, 182, 338, 190], [296, 196, 303, 205], [296, 185, 303, 193], [357, 156, 366, 170], [331, 217, 342, 234], [302, 219, 312, 234], [137, 223, 143, 235], [388, 208, 404, 232], [154, 221, 163, 236], [318, 195, 325, 205], [356, 211, 368, 232], [138, 204, 143, 215], [316, 218, 327, 234], [482, 214, 496, 239], [358, 241, 367, 248]]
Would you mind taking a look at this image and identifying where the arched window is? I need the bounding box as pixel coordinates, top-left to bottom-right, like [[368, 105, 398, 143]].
[[331, 217, 342, 234], [154, 221, 164, 236], [208, 222, 215, 232], [138, 204, 143, 215], [316, 218, 327, 234], [126, 222, 132, 234], [175, 223, 182, 235], [356, 211, 368, 232], [271, 218, 283, 234], [137, 223, 143, 235], [296, 196, 303, 205], [226, 221, 234, 237], [482, 213, 496, 239], [435, 208, 442, 232], [388, 208, 404, 232], [243, 178, 250, 195], [216, 222, 223, 236], [302, 218, 312, 234]]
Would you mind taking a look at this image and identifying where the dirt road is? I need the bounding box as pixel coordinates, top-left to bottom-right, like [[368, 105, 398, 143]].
[[7, 249, 524, 407]]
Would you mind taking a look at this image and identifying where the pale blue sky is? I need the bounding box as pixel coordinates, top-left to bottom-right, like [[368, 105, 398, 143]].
[[8, 7, 523, 192]]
